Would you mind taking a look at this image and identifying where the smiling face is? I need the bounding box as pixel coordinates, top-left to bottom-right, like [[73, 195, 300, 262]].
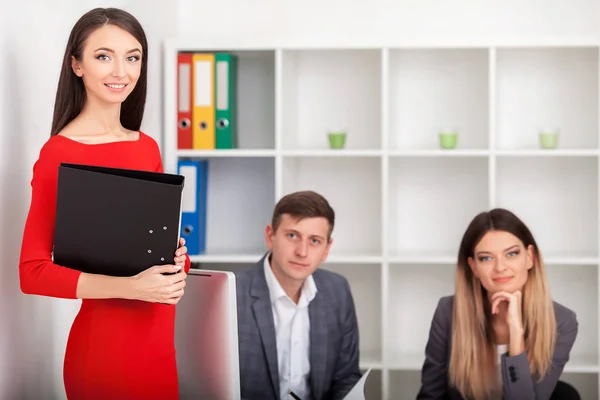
[[70, 24, 142, 105], [467, 230, 534, 294], [266, 214, 332, 287]]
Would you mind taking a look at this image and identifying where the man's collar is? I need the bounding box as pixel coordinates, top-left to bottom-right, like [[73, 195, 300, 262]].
[[263, 252, 317, 305]]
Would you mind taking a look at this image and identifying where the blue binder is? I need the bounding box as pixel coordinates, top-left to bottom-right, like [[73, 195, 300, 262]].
[[177, 159, 208, 255]]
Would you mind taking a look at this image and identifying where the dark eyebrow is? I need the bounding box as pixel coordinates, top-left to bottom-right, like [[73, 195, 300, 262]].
[[504, 244, 520, 252], [284, 229, 326, 241], [476, 244, 520, 256], [94, 47, 142, 54]]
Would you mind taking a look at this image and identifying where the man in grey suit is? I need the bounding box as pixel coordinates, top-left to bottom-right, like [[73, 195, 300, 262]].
[[234, 190, 362, 400]]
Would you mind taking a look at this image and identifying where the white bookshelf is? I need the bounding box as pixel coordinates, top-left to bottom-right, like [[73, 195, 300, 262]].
[[162, 39, 600, 400]]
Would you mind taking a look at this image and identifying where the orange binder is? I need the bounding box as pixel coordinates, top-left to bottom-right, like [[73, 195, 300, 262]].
[[192, 53, 215, 149], [177, 52, 193, 149]]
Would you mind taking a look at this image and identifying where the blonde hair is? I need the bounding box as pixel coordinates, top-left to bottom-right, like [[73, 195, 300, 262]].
[[448, 209, 557, 399]]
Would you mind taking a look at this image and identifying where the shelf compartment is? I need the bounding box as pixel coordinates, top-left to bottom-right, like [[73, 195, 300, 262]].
[[387, 264, 455, 370], [362, 368, 382, 400], [177, 49, 276, 150], [177, 149, 276, 158], [388, 48, 489, 150], [495, 47, 599, 150], [282, 156, 382, 257], [495, 149, 599, 157], [191, 263, 256, 274], [388, 371, 423, 400], [546, 264, 599, 371], [280, 49, 382, 150], [230, 50, 276, 149], [386, 263, 598, 373], [189, 252, 263, 264], [320, 263, 383, 369], [388, 156, 489, 257], [387, 372, 598, 400], [281, 149, 382, 157], [495, 155, 598, 259], [190, 156, 275, 255], [559, 373, 599, 400], [389, 149, 490, 157]]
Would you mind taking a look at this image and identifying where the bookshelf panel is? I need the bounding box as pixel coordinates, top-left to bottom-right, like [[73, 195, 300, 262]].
[[558, 373, 599, 400], [496, 47, 599, 150], [388, 371, 422, 400], [388, 372, 599, 399], [280, 49, 382, 150], [361, 368, 382, 400], [281, 156, 382, 257], [164, 41, 600, 400], [546, 264, 599, 371], [320, 263, 383, 368], [388, 48, 489, 150], [495, 155, 598, 259], [387, 263, 455, 370], [388, 156, 489, 258], [192, 262, 255, 273], [196, 156, 274, 255]]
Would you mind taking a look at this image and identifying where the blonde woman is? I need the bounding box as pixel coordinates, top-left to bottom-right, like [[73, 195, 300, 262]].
[[417, 208, 579, 400]]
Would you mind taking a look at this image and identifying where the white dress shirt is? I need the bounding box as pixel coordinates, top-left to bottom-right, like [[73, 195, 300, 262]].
[[263, 255, 317, 400]]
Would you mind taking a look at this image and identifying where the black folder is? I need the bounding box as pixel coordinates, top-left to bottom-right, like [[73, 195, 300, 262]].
[[53, 163, 185, 277]]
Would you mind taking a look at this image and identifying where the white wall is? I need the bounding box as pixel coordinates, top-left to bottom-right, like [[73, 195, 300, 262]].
[[1, 0, 600, 399], [0, 2, 57, 398], [177, 0, 600, 44]]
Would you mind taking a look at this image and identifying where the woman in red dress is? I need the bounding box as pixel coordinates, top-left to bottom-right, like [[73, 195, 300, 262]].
[[18, 8, 191, 400]]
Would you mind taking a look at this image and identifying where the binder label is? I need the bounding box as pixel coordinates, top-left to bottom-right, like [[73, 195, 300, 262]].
[[194, 60, 212, 107], [180, 165, 197, 213]]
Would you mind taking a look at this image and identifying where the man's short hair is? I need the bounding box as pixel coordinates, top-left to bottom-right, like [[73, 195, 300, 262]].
[[270, 190, 335, 240]]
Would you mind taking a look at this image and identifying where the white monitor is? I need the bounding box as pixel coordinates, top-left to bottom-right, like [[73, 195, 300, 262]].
[[174, 269, 241, 400]]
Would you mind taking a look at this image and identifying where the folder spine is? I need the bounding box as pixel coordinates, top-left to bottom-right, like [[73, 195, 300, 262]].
[[192, 53, 216, 149], [177, 159, 209, 255], [177, 52, 193, 149], [215, 53, 238, 149]]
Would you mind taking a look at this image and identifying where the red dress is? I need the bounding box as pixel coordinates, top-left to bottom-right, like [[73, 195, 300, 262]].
[[18, 132, 191, 400]]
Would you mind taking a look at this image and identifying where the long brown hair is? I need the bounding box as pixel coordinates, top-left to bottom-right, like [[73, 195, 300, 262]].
[[50, 7, 148, 136], [449, 208, 556, 399]]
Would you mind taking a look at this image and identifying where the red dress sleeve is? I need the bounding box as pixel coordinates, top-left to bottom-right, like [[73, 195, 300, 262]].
[[19, 143, 82, 298], [153, 146, 191, 274]]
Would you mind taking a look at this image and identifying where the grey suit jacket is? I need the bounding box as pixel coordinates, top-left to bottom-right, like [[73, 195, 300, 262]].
[[235, 255, 362, 400], [417, 295, 578, 400]]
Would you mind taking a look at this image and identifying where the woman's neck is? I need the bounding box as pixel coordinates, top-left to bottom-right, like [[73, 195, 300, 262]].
[[79, 96, 123, 134]]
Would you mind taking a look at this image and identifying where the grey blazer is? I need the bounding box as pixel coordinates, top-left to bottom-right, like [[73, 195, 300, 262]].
[[235, 256, 362, 400], [417, 295, 578, 400]]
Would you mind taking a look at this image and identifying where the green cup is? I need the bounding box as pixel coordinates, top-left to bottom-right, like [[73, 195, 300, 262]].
[[539, 132, 559, 149], [439, 131, 458, 149], [328, 132, 346, 149]]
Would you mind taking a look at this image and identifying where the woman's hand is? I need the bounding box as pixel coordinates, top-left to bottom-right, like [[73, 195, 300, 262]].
[[130, 264, 187, 304], [491, 290, 525, 355], [491, 290, 523, 330], [174, 237, 187, 269]]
